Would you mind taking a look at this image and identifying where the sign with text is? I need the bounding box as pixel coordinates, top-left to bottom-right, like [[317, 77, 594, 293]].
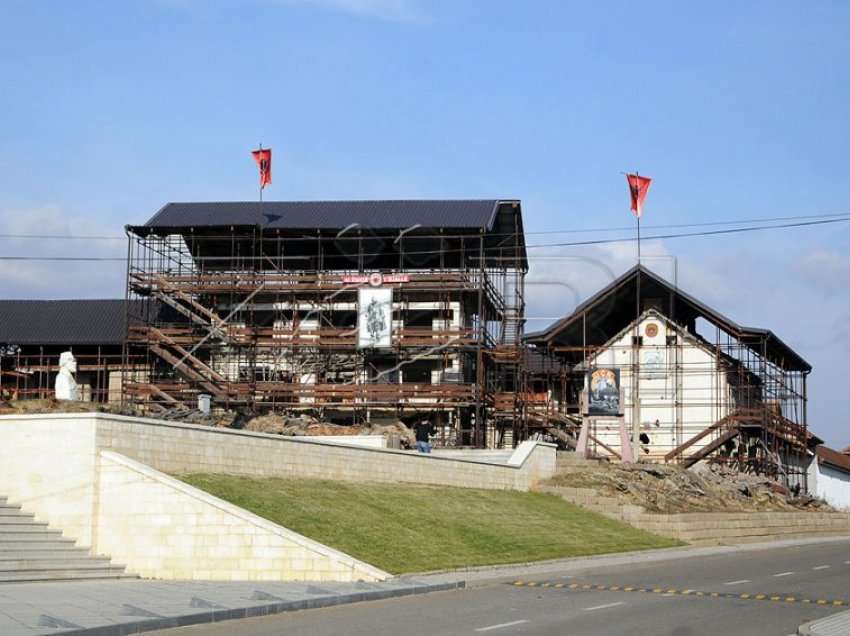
[[342, 273, 410, 285]]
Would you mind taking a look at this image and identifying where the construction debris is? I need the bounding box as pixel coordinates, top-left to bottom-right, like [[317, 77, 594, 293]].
[[0, 398, 135, 416], [550, 459, 830, 513], [239, 413, 417, 448]]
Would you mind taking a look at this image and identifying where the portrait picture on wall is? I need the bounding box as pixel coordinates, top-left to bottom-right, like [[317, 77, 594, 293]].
[[587, 367, 621, 416], [357, 287, 393, 348]]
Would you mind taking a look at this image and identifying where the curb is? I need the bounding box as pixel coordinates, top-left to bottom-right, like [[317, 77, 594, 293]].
[[798, 608, 850, 636], [56, 580, 465, 636], [411, 535, 850, 585]]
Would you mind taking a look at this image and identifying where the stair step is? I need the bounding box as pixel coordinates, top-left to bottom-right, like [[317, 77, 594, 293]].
[[0, 548, 94, 559], [0, 513, 38, 521], [0, 504, 24, 512], [0, 558, 116, 571], [0, 495, 131, 583], [0, 569, 136, 583], [0, 523, 51, 531], [0, 529, 65, 539], [0, 538, 77, 548]]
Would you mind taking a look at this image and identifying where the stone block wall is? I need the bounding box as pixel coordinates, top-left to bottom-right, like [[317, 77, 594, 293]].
[[91, 414, 556, 491], [95, 452, 387, 581]]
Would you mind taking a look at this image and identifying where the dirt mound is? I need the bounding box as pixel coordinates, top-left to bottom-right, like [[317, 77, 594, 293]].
[[550, 459, 830, 513], [241, 414, 416, 448], [0, 398, 135, 416]]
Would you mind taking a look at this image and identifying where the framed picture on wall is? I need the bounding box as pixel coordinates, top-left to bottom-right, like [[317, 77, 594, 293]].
[[587, 367, 621, 416]]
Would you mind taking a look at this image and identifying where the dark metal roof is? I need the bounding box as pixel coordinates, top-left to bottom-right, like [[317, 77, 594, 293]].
[[525, 264, 811, 372], [137, 200, 504, 231], [0, 300, 129, 346]]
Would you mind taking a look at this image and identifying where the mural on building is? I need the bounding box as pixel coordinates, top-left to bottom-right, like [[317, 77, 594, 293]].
[[588, 368, 620, 416], [358, 288, 392, 349]]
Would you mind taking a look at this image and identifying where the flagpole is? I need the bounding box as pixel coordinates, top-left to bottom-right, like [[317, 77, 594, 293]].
[[636, 171, 641, 265], [259, 143, 264, 206], [634, 171, 641, 461]]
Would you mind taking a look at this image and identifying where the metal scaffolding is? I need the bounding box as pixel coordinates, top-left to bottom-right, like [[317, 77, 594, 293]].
[[524, 265, 812, 488], [123, 200, 527, 448]]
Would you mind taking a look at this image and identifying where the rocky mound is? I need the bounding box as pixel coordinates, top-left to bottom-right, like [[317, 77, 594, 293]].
[[550, 459, 830, 513]]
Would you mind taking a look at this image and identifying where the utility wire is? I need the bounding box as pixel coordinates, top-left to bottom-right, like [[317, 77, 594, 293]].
[[0, 215, 848, 262], [1, 210, 849, 241]]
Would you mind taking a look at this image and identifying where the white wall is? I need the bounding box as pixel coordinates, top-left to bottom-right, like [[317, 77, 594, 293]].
[[809, 460, 850, 511], [587, 311, 732, 460]]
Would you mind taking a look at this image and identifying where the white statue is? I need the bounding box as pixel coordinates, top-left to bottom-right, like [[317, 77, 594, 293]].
[[55, 351, 81, 401]]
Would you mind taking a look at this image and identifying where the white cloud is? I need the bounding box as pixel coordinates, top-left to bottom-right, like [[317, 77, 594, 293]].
[[0, 205, 126, 299]]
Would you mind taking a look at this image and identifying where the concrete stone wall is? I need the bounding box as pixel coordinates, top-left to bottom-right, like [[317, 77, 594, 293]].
[[0, 412, 557, 581], [0, 416, 98, 546], [96, 452, 387, 581], [89, 413, 556, 491]]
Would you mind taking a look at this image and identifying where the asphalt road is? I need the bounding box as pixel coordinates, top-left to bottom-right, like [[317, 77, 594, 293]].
[[150, 539, 850, 636]]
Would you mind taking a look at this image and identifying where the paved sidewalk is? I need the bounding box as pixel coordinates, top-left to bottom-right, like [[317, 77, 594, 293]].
[[0, 577, 464, 635], [799, 609, 850, 636]]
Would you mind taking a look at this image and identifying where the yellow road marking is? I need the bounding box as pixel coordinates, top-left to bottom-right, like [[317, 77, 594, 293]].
[[511, 580, 850, 608]]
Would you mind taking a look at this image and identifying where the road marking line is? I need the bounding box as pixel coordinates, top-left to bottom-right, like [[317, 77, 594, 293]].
[[584, 602, 625, 611], [774, 572, 794, 577], [813, 565, 830, 570], [724, 580, 751, 586], [475, 619, 530, 632]]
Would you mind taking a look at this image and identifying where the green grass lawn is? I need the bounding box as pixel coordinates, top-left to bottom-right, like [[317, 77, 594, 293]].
[[180, 474, 681, 574]]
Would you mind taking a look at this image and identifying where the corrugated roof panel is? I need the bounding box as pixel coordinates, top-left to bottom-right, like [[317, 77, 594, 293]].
[[143, 200, 501, 230], [0, 300, 128, 345]]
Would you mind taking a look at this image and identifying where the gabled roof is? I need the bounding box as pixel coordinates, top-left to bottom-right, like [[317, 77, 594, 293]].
[[136, 200, 506, 231], [816, 445, 850, 475], [525, 264, 810, 372], [0, 300, 129, 346]]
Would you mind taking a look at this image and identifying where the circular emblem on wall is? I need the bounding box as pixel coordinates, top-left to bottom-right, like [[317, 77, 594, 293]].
[[368, 272, 383, 287], [645, 323, 659, 338]]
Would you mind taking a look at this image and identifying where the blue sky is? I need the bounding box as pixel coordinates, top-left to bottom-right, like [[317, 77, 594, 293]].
[[1, 0, 848, 444]]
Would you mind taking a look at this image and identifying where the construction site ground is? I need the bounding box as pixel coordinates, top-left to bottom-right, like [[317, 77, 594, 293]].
[[547, 454, 831, 514]]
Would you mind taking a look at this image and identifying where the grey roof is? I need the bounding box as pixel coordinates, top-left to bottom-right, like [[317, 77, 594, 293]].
[[0, 300, 128, 346], [138, 200, 505, 230], [525, 264, 811, 373]]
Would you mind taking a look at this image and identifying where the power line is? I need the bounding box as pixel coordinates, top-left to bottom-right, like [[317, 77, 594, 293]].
[[1, 210, 849, 242], [1, 215, 848, 262]]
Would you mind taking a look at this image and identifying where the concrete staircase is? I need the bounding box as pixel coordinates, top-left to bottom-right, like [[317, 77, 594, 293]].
[[0, 496, 135, 583], [539, 455, 850, 545]]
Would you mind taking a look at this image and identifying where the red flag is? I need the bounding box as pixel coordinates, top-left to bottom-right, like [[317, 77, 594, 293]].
[[251, 148, 272, 189], [626, 173, 651, 218]]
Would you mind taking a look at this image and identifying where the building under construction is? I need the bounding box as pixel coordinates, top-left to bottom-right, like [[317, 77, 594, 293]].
[[0, 300, 144, 404], [524, 265, 815, 488], [124, 200, 527, 447]]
